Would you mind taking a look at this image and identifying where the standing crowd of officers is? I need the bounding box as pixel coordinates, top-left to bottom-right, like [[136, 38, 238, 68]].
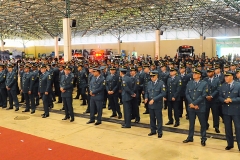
[[0, 55, 240, 152]]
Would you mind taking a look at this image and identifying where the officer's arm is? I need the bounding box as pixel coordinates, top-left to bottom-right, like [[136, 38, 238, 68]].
[[218, 85, 225, 103], [144, 83, 149, 99], [29, 73, 34, 91], [153, 82, 166, 101], [185, 82, 193, 104], [133, 79, 139, 93], [105, 77, 110, 92], [192, 82, 208, 106], [122, 80, 134, 95], [210, 80, 220, 98], [112, 76, 119, 93], [46, 75, 52, 92], [91, 78, 105, 94], [230, 84, 240, 103], [173, 77, 182, 98], [0, 74, 6, 83], [8, 73, 17, 88]]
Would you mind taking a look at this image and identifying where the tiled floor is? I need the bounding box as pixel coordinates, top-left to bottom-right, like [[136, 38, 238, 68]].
[[0, 93, 239, 160]]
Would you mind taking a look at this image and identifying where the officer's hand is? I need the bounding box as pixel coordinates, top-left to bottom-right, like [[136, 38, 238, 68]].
[[149, 99, 154, 105], [194, 105, 199, 110], [28, 91, 31, 94], [142, 91, 144, 94], [224, 99, 230, 103], [144, 99, 148, 104], [108, 91, 112, 94], [45, 92, 48, 95], [226, 98, 232, 103], [38, 92, 40, 96], [206, 96, 212, 101], [163, 98, 167, 101], [172, 97, 175, 101], [131, 93, 136, 97], [189, 103, 195, 108]]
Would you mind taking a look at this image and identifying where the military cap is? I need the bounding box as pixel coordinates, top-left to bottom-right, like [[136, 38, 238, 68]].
[[206, 68, 214, 72], [179, 65, 186, 68], [192, 68, 202, 75], [78, 63, 83, 67], [214, 65, 220, 69], [130, 67, 137, 71], [64, 65, 72, 71], [188, 61, 192, 65], [119, 68, 127, 72], [196, 63, 202, 67], [150, 70, 158, 76], [109, 66, 116, 70], [121, 66, 127, 69], [143, 64, 150, 68], [93, 67, 101, 72], [137, 65, 142, 68], [170, 67, 178, 72], [24, 65, 31, 69], [160, 63, 166, 67], [230, 62, 237, 66], [207, 62, 212, 66], [7, 64, 13, 68], [224, 71, 234, 76], [224, 64, 229, 68], [100, 66, 106, 70], [236, 68, 240, 73], [0, 63, 4, 67], [40, 64, 47, 68]]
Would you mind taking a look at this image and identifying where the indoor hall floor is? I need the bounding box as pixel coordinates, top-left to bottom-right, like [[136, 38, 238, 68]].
[[0, 107, 239, 160], [1, 91, 240, 160]]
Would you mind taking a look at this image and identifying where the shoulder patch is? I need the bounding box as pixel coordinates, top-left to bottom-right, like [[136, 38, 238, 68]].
[[48, 75, 51, 79], [103, 80, 105, 85]]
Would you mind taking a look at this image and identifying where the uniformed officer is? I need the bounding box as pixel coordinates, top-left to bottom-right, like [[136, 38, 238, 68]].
[[76, 64, 88, 105], [158, 63, 169, 110], [5, 64, 19, 111], [21, 65, 35, 113], [38, 64, 52, 118], [52, 63, 61, 103], [183, 69, 208, 146], [142, 64, 151, 114], [105, 66, 122, 119], [137, 65, 144, 106], [179, 65, 191, 120], [165, 67, 182, 127], [59, 65, 65, 111], [87, 67, 105, 125], [204, 68, 221, 133], [18, 64, 25, 103], [60, 66, 75, 122], [30, 64, 39, 111], [145, 70, 166, 138], [120, 68, 135, 128], [83, 65, 94, 114], [0, 64, 7, 108], [219, 71, 240, 151], [130, 67, 140, 123]]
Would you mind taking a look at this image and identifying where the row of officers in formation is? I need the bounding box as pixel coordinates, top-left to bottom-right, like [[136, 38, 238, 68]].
[[0, 59, 239, 152]]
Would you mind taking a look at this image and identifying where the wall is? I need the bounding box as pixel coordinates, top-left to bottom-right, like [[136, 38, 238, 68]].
[[23, 38, 216, 58]]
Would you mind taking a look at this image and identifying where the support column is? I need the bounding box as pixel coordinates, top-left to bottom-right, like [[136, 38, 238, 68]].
[[155, 30, 160, 58], [1, 40, 4, 51], [54, 37, 59, 59], [118, 39, 121, 55], [63, 18, 72, 62], [200, 35, 203, 55]]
